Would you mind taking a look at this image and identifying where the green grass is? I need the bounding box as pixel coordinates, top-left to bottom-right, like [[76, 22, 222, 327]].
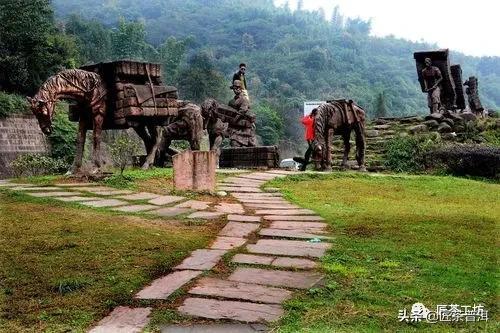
[[269, 173, 499, 333], [0, 191, 218, 332]]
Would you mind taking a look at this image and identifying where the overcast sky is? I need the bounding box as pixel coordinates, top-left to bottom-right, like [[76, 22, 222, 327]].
[[274, 0, 499, 57]]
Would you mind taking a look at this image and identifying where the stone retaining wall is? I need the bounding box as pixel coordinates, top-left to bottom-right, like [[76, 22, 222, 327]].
[[0, 115, 49, 177]]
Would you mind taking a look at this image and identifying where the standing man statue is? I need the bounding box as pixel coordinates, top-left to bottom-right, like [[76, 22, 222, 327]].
[[422, 58, 443, 114], [228, 80, 257, 147], [232, 63, 249, 101]]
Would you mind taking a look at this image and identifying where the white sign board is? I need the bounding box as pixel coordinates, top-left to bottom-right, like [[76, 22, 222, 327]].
[[303, 101, 325, 116]]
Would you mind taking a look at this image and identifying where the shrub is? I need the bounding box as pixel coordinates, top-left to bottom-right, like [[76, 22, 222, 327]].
[[0, 92, 30, 118], [48, 104, 78, 164], [10, 154, 69, 177], [109, 131, 141, 175], [384, 134, 440, 173], [425, 145, 500, 179]]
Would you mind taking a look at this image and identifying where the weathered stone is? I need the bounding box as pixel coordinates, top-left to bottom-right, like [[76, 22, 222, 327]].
[[247, 239, 330, 258], [55, 183, 100, 187], [254, 209, 316, 216], [373, 124, 391, 130], [174, 249, 226, 270], [218, 187, 262, 193], [70, 186, 116, 192], [160, 323, 268, 333], [264, 215, 324, 221], [425, 113, 444, 121], [150, 207, 192, 217], [259, 228, 332, 240], [437, 122, 452, 133], [269, 221, 328, 231], [232, 254, 317, 270], [459, 112, 477, 122], [227, 214, 261, 223], [365, 129, 379, 138], [27, 191, 77, 197], [215, 203, 245, 214], [408, 124, 428, 134], [116, 192, 161, 201], [88, 306, 151, 333], [173, 150, 217, 191], [176, 200, 211, 210], [81, 199, 128, 208], [187, 211, 225, 220], [178, 298, 283, 323], [238, 199, 289, 204], [244, 203, 298, 209], [148, 195, 185, 206], [54, 196, 101, 202], [228, 267, 324, 289], [210, 236, 247, 250], [238, 173, 282, 181], [189, 277, 291, 304], [423, 119, 439, 129], [11, 186, 61, 191], [232, 193, 282, 198], [440, 118, 454, 127], [219, 222, 259, 238], [113, 204, 158, 213], [135, 270, 202, 300], [87, 189, 134, 196]]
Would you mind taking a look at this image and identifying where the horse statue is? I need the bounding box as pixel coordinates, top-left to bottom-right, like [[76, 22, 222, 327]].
[[312, 100, 367, 172], [28, 68, 202, 174]]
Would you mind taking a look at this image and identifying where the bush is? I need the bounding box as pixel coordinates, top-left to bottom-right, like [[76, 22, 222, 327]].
[[109, 131, 141, 175], [425, 145, 500, 179], [48, 104, 78, 164], [10, 154, 69, 177], [384, 134, 440, 173], [0, 92, 30, 118]]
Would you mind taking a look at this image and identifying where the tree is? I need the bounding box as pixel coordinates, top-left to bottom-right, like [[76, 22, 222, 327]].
[[254, 103, 284, 145], [0, 0, 77, 94], [109, 131, 140, 175], [374, 92, 388, 118], [157, 36, 194, 85], [111, 18, 155, 61]]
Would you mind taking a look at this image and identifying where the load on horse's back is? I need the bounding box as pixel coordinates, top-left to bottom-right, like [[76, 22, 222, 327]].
[[312, 99, 367, 171]]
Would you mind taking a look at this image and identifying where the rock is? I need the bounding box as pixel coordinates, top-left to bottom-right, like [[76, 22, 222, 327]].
[[217, 191, 228, 197], [423, 120, 439, 129], [425, 113, 444, 121], [459, 112, 477, 122], [374, 118, 389, 125], [365, 130, 380, 138], [440, 118, 454, 127], [437, 123, 452, 133], [444, 112, 463, 122], [400, 116, 423, 124], [440, 133, 457, 141], [373, 124, 391, 130], [408, 124, 428, 134]]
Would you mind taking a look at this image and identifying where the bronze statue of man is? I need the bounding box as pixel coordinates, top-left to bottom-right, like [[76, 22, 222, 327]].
[[422, 58, 443, 113], [228, 80, 257, 147]]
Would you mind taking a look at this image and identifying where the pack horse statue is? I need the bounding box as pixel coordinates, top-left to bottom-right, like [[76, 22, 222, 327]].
[[28, 61, 203, 174]]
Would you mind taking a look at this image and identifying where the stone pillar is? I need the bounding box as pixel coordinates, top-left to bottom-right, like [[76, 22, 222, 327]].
[[173, 150, 216, 191]]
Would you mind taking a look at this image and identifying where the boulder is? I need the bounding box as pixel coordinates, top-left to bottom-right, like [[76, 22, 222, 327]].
[[440, 118, 454, 127], [374, 118, 390, 125], [440, 132, 457, 141], [423, 119, 439, 129], [409, 124, 428, 134], [400, 116, 423, 124], [437, 123, 452, 133], [459, 112, 477, 122], [425, 113, 444, 121], [365, 130, 380, 138], [373, 124, 391, 130], [444, 112, 463, 122]]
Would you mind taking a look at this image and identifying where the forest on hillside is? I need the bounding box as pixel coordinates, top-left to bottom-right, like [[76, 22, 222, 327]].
[[1, 0, 499, 148]]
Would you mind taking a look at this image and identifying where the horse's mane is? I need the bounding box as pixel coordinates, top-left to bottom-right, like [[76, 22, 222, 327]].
[[36, 69, 103, 100]]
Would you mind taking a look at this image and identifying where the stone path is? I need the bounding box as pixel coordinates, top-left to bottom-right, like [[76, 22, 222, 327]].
[[0, 170, 332, 332]]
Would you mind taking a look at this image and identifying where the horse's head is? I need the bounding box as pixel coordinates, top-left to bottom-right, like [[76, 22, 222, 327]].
[[311, 139, 326, 162], [200, 98, 219, 130], [27, 96, 55, 135]]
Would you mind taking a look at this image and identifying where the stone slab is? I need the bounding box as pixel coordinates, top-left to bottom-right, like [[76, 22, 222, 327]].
[[189, 277, 291, 304], [232, 254, 317, 270], [87, 189, 134, 196], [178, 298, 283, 323], [238, 174, 283, 181], [221, 179, 265, 186], [151, 207, 192, 217], [227, 215, 261, 223], [244, 204, 298, 209], [69, 186, 115, 192], [174, 249, 226, 270], [247, 239, 330, 258], [228, 267, 324, 289], [161, 323, 268, 333], [269, 221, 328, 232], [265, 170, 299, 175], [210, 237, 247, 250], [259, 228, 332, 240], [80, 199, 128, 208], [0, 183, 32, 187], [219, 222, 259, 238], [238, 199, 289, 204], [88, 306, 152, 333], [135, 270, 202, 299], [264, 215, 324, 221], [232, 193, 282, 198], [27, 191, 77, 197], [218, 187, 262, 193], [55, 196, 102, 202], [176, 200, 211, 210], [55, 183, 100, 187], [11, 186, 61, 191], [215, 203, 245, 214], [148, 195, 186, 206], [187, 211, 225, 220], [112, 204, 158, 213], [255, 209, 316, 216], [116, 192, 161, 201]]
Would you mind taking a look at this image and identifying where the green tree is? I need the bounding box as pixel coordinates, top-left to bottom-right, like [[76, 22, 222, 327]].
[[157, 36, 194, 84], [111, 18, 156, 60], [374, 92, 388, 118], [254, 103, 284, 145], [0, 0, 77, 94]]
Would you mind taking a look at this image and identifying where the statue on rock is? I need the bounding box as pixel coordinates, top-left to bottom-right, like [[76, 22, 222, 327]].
[[227, 80, 257, 147], [422, 57, 443, 114], [464, 76, 484, 116]]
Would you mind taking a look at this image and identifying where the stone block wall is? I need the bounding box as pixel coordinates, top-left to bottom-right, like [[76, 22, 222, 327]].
[[0, 115, 49, 177]]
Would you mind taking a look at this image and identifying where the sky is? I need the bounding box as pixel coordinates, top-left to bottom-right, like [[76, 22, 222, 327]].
[[274, 0, 499, 57]]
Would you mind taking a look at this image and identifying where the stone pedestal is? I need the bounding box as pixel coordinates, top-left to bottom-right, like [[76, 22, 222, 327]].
[[173, 151, 216, 191]]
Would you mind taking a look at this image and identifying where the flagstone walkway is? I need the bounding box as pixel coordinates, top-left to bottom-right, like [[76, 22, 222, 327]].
[[0, 170, 332, 333]]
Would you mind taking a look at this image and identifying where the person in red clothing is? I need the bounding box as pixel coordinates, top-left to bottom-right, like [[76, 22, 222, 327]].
[[294, 108, 317, 171]]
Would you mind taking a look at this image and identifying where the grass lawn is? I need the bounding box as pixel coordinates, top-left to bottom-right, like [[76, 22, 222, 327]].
[[0, 181, 219, 332], [269, 173, 499, 333]]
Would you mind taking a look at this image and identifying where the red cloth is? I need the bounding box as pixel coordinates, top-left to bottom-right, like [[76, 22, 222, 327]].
[[301, 116, 315, 140]]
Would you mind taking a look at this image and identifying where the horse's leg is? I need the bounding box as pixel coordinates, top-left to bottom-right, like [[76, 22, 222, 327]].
[[354, 123, 367, 172], [142, 126, 163, 169], [133, 125, 153, 154], [70, 119, 87, 174], [91, 113, 104, 174], [341, 129, 351, 170]]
